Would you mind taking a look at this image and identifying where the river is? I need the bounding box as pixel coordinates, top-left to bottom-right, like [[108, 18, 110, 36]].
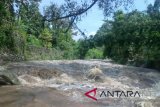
[[0, 60, 160, 107]]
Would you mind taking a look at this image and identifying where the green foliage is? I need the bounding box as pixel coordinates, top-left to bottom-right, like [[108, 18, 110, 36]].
[[17, 0, 43, 36], [39, 28, 52, 48], [92, 0, 160, 69], [0, 0, 159, 68], [27, 35, 42, 47], [0, 0, 14, 51], [85, 48, 103, 59], [76, 35, 96, 59], [0, 0, 79, 60]]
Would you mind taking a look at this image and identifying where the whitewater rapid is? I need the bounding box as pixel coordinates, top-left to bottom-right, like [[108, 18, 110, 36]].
[[1, 60, 160, 107]]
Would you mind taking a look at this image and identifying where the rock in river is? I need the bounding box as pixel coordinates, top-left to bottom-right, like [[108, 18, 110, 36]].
[[0, 75, 15, 86]]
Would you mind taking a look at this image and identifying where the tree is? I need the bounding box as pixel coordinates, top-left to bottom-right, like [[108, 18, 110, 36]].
[[16, 0, 43, 36], [0, 0, 15, 50], [93, 0, 160, 68], [12, 0, 134, 34], [85, 48, 103, 59], [147, 0, 160, 19], [43, 0, 134, 30]]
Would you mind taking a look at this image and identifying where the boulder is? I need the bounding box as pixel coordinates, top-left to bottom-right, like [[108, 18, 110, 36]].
[[0, 75, 15, 86]]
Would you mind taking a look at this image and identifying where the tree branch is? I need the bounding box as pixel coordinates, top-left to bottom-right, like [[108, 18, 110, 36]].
[[74, 23, 86, 37], [64, 16, 77, 33], [45, 0, 98, 21]]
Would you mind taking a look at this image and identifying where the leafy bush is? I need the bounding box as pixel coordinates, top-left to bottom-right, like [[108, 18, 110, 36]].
[[27, 35, 42, 47], [85, 48, 103, 59]]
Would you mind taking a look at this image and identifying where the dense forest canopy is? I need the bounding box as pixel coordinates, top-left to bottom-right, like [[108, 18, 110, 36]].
[[79, 0, 160, 69], [0, 0, 134, 54], [0, 0, 159, 70]]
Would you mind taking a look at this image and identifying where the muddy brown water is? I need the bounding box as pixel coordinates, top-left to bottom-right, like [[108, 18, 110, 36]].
[[0, 86, 110, 107], [0, 86, 160, 107], [0, 60, 160, 107]]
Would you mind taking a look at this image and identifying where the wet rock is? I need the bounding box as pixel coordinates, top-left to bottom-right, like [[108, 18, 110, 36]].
[[0, 75, 14, 86], [0, 66, 20, 86]]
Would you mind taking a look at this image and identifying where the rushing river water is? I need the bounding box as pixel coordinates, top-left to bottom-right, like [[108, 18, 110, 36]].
[[0, 60, 160, 107]]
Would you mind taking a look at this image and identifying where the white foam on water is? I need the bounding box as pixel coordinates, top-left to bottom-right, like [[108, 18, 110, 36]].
[[18, 74, 42, 86], [0, 66, 5, 71], [16, 63, 160, 103]]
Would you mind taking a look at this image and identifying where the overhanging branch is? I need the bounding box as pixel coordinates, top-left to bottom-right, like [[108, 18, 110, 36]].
[[64, 16, 77, 33], [45, 0, 98, 21]]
